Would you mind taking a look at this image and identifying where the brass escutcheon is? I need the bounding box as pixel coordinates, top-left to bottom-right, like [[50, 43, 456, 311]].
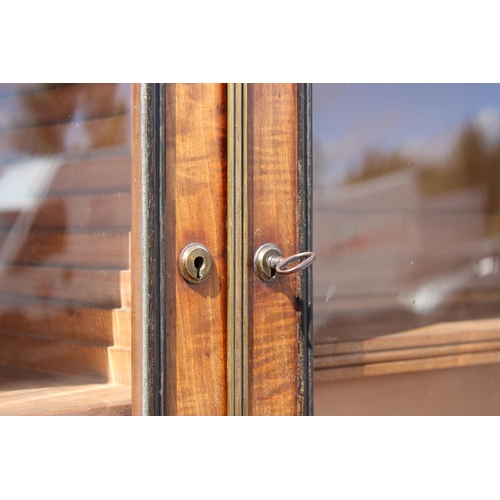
[[253, 243, 283, 282], [179, 243, 213, 284], [254, 243, 316, 282]]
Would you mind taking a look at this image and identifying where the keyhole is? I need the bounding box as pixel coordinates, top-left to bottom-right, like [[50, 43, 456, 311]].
[[194, 256, 204, 280]]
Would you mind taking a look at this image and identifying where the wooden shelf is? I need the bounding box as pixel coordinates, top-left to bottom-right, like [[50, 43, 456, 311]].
[[315, 318, 500, 382], [0, 364, 131, 416]]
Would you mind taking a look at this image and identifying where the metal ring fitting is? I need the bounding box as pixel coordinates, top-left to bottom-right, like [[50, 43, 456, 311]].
[[275, 251, 316, 274]]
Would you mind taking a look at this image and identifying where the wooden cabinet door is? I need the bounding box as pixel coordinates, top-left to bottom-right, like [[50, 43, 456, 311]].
[[131, 83, 312, 416], [132, 83, 500, 416]]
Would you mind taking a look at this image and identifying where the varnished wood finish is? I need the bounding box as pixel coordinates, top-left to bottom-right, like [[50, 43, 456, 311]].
[[165, 84, 227, 415], [248, 84, 299, 415]]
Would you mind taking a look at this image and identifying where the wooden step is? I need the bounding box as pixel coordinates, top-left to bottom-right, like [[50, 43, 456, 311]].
[[0, 300, 130, 346], [0, 231, 130, 268], [0, 364, 130, 416], [0, 192, 131, 232], [0, 266, 131, 308]]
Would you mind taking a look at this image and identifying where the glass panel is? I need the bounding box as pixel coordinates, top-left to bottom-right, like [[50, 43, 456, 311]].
[[313, 84, 500, 415], [0, 84, 131, 415]]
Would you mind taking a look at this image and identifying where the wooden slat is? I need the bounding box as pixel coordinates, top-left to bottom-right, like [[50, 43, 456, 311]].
[[0, 331, 110, 381], [314, 319, 500, 381], [48, 155, 131, 195], [0, 300, 130, 345], [315, 318, 500, 356], [0, 114, 130, 160], [248, 84, 298, 415], [315, 350, 500, 381], [315, 340, 500, 369], [0, 83, 130, 130], [0, 266, 130, 308], [0, 192, 131, 231], [165, 84, 228, 416], [0, 232, 130, 268]]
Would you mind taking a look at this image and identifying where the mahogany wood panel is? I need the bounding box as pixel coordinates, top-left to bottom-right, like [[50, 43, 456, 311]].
[[165, 84, 227, 416], [248, 84, 298, 415], [131, 83, 143, 414]]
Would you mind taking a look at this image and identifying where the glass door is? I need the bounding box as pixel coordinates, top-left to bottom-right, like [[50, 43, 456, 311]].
[[313, 84, 500, 415], [0, 83, 132, 415]]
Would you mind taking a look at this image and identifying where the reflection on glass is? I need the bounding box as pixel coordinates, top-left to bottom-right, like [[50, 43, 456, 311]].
[[0, 84, 131, 415], [313, 84, 500, 415]]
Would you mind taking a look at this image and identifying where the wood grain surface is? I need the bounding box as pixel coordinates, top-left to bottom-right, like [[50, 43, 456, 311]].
[[247, 84, 298, 415], [165, 84, 228, 415]]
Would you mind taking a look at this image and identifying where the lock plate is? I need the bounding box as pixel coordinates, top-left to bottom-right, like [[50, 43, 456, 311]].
[[254, 243, 283, 282], [179, 243, 213, 284]]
